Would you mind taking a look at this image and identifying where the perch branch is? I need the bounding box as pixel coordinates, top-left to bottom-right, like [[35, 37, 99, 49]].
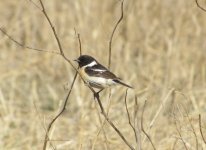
[[92, 90, 135, 150]]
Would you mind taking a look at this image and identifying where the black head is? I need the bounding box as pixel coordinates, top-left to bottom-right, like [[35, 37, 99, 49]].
[[74, 55, 96, 68]]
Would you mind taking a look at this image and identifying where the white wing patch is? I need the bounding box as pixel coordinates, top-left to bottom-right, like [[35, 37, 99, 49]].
[[92, 69, 107, 72], [85, 61, 97, 67]]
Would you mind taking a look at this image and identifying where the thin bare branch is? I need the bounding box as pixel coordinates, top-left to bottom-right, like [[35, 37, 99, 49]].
[[43, 71, 78, 150], [38, 0, 77, 71], [77, 34, 82, 56], [0, 27, 59, 54], [108, 0, 124, 69], [124, 89, 138, 146], [199, 114, 206, 144], [195, 0, 206, 12], [141, 100, 156, 150], [42, 21, 83, 150], [92, 90, 135, 150]]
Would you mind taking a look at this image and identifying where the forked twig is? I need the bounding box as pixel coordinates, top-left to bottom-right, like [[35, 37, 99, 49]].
[[124, 89, 138, 145], [195, 0, 206, 12], [141, 100, 156, 150], [108, 0, 124, 69], [38, 0, 77, 71], [199, 114, 206, 144]]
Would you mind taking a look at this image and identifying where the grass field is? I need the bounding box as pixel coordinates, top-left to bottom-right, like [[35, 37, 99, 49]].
[[0, 0, 206, 150]]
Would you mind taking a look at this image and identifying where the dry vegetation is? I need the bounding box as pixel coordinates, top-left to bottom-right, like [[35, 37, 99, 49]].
[[0, 0, 206, 150]]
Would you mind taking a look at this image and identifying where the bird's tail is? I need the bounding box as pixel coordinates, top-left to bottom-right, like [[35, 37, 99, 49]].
[[113, 79, 133, 89]]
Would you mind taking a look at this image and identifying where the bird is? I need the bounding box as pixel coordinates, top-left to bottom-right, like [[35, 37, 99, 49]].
[[74, 55, 133, 92]]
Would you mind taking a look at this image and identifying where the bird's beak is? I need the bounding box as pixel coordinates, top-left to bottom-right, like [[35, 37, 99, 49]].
[[73, 59, 79, 62]]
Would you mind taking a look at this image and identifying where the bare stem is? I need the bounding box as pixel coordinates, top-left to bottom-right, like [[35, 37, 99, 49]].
[[0, 27, 59, 54], [93, 90, 135, 150], [108, 0, 124, 69], [43, 72, 78, 150], [195, 0, 206, 12]]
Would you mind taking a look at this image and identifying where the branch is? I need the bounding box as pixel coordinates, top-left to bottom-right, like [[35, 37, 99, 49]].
[[38, 0, 77, 71], [93, 90, 135, 150], [141, 100, 156, 150], [42, 28, 82, 150], [43, 71, 78, 150], [0, 27, 59, 54], [199, 114, 206, 144], [195, 0, 206, 12], [124, 89, 138, 146], [108, 0, 124, 69], [77, 33, 82, 56]]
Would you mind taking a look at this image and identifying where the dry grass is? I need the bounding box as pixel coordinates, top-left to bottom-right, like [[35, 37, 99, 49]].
[[0, 0, 206, 149]]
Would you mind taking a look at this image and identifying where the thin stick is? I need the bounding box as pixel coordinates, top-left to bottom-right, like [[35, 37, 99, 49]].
[[93, 91, 135, 150], [199, 114, 206, 144], [0, 27, 59, 54], [124, 89, 138, 145], [77, 34, 82, 56], [38, 0, 77, 71], [195, 0, 206, 12], [43, 72, 78, 150], [141, 100, 156, 150], [108, 0, 124, 69]]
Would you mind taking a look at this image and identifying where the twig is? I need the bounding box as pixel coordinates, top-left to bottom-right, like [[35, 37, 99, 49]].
[[77, 34, 82, 56], [43, 72, 78, 150], [0, 27, 59, 54], [195, 0, 206, 12], [38, 0, 77, 71], [141, 100, 156, 150], [108, 0, 124, 69], [93, 90, 135, 150], [124, 89, 138, 146], [199, 114, 206, 144]]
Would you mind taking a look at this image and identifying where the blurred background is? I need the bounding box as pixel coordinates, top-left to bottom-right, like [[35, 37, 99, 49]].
[[0, 0, 206, 149]]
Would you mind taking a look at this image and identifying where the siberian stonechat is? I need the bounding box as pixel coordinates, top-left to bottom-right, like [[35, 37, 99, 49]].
[[74, 55, 133, 91]]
